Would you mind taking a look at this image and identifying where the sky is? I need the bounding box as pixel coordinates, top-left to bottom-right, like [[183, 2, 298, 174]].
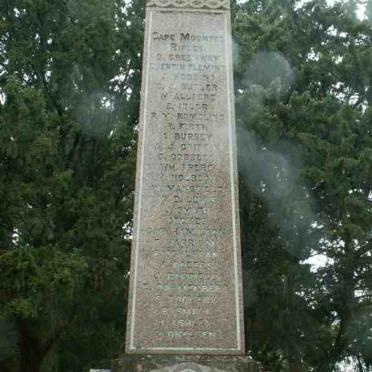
[[237, 0, 368, 20]]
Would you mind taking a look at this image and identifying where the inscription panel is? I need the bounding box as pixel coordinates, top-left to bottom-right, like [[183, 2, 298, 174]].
[[126, 5, 244, 355]]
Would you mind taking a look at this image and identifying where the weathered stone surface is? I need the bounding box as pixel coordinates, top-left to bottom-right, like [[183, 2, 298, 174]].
[[146, 0, 230, 9], [126, 1, 244, 355], [112, 355, 262, 372]]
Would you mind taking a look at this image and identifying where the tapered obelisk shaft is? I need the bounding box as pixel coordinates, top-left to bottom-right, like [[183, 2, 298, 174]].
[[126, 0, 245, 355]]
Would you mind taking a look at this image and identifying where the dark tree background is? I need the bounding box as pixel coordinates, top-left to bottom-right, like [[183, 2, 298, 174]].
[[0, 0, 371, 371]]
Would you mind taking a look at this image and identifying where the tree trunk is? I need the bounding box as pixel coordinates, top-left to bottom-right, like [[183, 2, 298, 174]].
[[20, 351, 42, 372], [18, 319, 43, 372], [288, 360, 304, 372], [16, 308, 77, 372]]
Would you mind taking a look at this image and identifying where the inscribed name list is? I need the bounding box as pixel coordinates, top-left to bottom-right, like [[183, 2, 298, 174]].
[[126, 5, 244, 355]]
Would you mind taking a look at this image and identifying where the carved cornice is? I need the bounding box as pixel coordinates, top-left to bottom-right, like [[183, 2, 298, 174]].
[[146, 0, 230, 9]]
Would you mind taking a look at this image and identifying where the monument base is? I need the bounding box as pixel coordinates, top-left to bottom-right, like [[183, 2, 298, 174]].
[[112, 355, 262, 372]]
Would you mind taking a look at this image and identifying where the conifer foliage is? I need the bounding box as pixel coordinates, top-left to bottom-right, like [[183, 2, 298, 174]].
[[0, 0, 143, 370], [233, 0, 372, 370]]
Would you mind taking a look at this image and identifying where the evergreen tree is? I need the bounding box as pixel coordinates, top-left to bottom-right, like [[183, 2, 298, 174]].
[[234, 0, 372, 370], [0, 0, 143, 370]]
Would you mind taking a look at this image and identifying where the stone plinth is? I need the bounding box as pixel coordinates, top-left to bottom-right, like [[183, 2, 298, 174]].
[[112, 355, 262, 372]]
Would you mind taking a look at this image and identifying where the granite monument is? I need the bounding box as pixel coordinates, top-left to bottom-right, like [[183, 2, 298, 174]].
[[112, 1, 261, 371]]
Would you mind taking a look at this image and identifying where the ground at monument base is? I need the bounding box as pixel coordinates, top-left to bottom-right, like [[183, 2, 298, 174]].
[[112, 355, 262, 372]]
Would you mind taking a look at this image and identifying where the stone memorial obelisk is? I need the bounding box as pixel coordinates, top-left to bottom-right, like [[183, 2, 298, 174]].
[[112, 1, 261, 371]]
